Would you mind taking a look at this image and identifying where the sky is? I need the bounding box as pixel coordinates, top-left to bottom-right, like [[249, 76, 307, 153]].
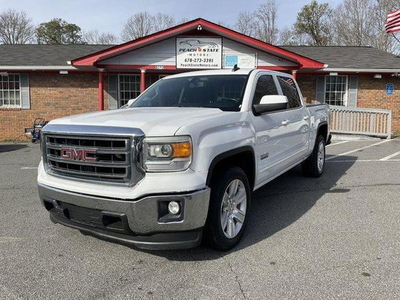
[[0, 0, 344, 40]]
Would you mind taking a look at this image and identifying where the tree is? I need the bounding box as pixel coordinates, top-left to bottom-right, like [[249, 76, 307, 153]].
[[152, 13, 175, 33], [331, 0, 399, 53], [333, 0, 375, 46], [121, 12, 176, 42], [279, 26, 308, 46], [254, 0, 279, 44], [36, 18, 84, 44], [235, 12, 257, 37], [294, 0, 333, 46], [82, 30, 118, 44], [235, 1, 279, 44], [372, 0, 400, 53], [0, 9, 34, 44]]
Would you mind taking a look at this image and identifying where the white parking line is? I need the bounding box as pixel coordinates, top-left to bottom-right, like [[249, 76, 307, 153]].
[[380, 151, 400, 161], [327, 159, 400, 163], [327, 141, 348, 147], [326, 139, 391, 161], [20, 167, 37, 170]]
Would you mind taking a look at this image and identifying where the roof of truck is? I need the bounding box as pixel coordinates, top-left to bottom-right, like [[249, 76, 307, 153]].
[[163, 68, 291, 79]]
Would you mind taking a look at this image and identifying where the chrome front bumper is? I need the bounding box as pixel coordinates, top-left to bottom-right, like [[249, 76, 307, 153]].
[[38, 183, 210, 250]]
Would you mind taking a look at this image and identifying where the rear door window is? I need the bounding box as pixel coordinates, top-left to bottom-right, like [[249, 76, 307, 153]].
[[277, 76, 301, 109]]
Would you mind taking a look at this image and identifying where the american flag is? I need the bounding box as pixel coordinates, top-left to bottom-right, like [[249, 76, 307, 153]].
[[385, 8, 400, 34]]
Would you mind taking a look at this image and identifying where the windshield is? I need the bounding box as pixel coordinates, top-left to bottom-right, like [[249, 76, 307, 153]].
[[131, 75, 248, 111]]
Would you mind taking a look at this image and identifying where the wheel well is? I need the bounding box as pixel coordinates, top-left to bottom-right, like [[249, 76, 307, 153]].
[[318, 123, 328, 142], [206, 149, 255, 190]]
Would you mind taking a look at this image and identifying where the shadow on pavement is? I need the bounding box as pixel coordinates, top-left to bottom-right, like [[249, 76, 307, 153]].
[[146, 155, 355, 261], [0, 144, 28, 153]]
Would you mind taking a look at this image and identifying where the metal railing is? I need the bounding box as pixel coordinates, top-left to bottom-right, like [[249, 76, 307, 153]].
[[330, 106, 392, 139]]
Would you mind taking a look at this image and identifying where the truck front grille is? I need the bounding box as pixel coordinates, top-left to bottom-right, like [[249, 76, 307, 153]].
[[43, 134, 137, 185]]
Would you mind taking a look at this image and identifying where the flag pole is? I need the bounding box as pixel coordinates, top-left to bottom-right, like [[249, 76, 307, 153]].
[[392, 33, 400, 44]]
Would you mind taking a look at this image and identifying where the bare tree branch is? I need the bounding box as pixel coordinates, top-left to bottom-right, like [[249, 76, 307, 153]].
[[82, 30, 118, 44], [0, 9, 34, 44], [121, 12, 176, 42], [279, 26, 308, 45], [372, 0, 400, 54], [254, 0, 279, 44], [235, 12, 257, 37], [333, 0, 375, 46], [152, 13, 175, 32]]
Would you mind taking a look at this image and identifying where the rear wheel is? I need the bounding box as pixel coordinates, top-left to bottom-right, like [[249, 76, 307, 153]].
[[204, 167, 251, 250], [302, 135, 326, 177]]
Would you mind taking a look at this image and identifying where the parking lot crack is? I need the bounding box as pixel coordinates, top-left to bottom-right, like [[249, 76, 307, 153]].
[[228, 261, 247, 300]]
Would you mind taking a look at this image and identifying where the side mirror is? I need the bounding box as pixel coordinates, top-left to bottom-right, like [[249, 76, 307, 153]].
[[119, 98, 136, 109], [127, 98, 136, 106], [253, 95, 288, 115]]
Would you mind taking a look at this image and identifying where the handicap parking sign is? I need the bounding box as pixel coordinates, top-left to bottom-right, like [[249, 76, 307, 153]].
[[386, 83, 394, 95]]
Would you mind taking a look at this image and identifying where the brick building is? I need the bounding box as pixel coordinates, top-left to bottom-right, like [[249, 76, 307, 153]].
[[1, 18, 399, 141]]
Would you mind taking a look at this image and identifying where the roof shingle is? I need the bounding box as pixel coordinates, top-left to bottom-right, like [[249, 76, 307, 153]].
[[1, 44, 399, 70], [281, 46, 400, 69], [0, 44, 110, 66]]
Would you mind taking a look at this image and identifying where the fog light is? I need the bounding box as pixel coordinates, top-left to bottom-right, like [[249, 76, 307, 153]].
[[168, 201, 180, 215]]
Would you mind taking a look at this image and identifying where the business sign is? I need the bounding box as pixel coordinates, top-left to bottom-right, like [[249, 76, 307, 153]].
[[176, 37, 222, 69], [386, 83, 394, 95], [224, 54, 257, 68]]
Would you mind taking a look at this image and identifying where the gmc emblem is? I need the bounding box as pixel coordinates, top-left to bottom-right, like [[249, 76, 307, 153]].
[[60, 148, 97, 162]]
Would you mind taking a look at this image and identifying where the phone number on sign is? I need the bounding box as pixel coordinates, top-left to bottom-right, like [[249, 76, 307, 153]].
[[184, 58, 214, 63]]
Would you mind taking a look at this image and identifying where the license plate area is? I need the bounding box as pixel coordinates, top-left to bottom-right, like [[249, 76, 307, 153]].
[[43, 199, 134, 235]]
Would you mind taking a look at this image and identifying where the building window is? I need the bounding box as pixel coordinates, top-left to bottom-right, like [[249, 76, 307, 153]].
[[119, 75, 140, 107], [325, 76, 347, 106], [0, 74, 21, 108]]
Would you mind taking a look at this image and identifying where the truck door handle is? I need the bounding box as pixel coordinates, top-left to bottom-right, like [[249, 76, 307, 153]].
[[303, 116, 309, 120], [281, 120, 290, 126]]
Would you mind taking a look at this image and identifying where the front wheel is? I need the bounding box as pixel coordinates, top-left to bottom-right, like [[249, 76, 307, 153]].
[[302, 135, 326, 177], [204, 167, 251, 251]]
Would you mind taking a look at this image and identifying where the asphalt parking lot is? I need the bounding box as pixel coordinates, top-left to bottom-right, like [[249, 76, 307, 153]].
[[1, 138, 400, 300]]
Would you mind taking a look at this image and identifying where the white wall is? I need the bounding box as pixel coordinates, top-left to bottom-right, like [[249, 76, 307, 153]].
[[100, 36, 298, 68]]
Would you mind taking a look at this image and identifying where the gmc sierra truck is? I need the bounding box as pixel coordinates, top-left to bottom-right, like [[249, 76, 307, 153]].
[[38, 69, 330, 250]]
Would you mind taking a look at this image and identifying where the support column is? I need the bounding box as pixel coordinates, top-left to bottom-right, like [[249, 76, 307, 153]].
[[98, 71, 104, 111], [140, 69, 146, 92], [292, 70, 297, 80]]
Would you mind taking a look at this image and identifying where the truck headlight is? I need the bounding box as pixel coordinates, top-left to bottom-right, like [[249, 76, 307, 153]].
[[142, 136, 192, 172]]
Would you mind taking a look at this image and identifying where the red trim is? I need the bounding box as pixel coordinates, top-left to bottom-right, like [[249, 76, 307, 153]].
[[71, 18, 324, 69], [97, 64, 178, 70], [2, 70, 100, 74], [96, 65, 300, 72], [72, 20, 200, 66], [98, 72, 104, 111], [257, 66, 299, 71], [140, 70, 146, 92]]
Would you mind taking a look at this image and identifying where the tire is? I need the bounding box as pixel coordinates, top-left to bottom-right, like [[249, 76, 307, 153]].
[[204, 167, 251, 251], [302, 135, 326, 178]]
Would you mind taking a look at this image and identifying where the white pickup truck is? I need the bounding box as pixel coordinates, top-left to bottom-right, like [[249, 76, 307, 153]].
[[38, 69, 330, 250]]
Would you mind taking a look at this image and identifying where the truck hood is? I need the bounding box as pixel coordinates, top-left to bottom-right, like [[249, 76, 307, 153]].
[[50, 107, 226, 136]]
